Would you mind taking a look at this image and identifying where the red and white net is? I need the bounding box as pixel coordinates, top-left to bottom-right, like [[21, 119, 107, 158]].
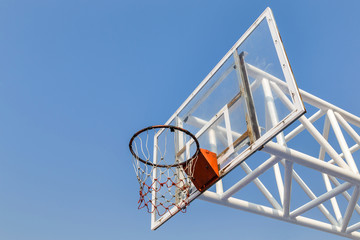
[[130, 126, 199, 217]]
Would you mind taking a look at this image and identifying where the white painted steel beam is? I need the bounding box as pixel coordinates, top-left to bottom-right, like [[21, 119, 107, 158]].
[[239, 161, 282, 210], [329, 176, 360, 215], [221, 155, 281, 199], [262, 78, 286, 206], [285, 109, 325, 142], [290, 182, 352, 218], [263, 142, 360, 184], [282, 159, 338, 225], [328, 109, 358, 173], [319, 115, 343, 223], [341, 186, 360, 232]]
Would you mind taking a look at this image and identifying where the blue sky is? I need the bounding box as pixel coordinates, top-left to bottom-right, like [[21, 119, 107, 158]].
[[0, 1, 360, 239]]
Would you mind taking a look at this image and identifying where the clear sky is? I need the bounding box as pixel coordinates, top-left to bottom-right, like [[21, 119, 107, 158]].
[[0, 1, 359, 240]]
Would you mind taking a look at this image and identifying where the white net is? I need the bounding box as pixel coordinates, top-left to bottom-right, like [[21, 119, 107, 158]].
[[130, 126, 199, 216]]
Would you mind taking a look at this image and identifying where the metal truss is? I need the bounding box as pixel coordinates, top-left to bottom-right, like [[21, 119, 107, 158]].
[[198, 77, 360, 239]]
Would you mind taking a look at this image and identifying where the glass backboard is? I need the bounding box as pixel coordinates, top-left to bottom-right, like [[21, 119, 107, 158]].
[[151, 7, 305, 230]]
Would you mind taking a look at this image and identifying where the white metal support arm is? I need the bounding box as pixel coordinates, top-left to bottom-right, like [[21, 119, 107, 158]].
[[199, 65, 360, 239]]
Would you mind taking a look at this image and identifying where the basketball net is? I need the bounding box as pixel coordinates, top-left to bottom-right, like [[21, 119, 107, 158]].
[[130, 126, 199, 217]]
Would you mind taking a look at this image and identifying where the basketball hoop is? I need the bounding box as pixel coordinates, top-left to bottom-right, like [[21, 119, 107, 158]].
[[129, 125, 200, 216]]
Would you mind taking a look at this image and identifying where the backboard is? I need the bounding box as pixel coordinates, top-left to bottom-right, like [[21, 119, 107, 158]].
[[151, 7, 306, 229]]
